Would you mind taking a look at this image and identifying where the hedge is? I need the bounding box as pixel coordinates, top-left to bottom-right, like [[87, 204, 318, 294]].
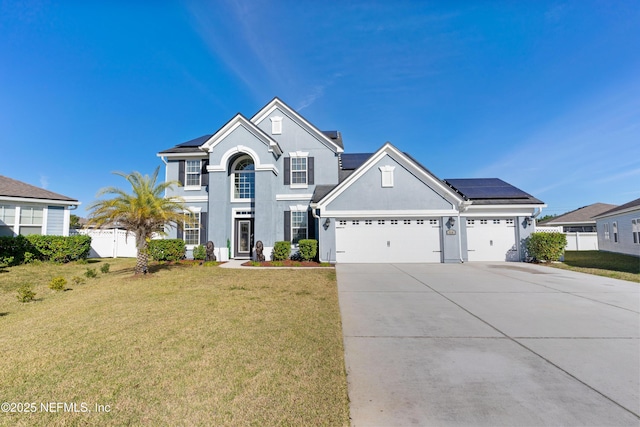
[[0, 235, 91, 264], [272, 241, 291, 261], [526, 232, 567, 262], [148, 239, 186, 261], [298, 239, 318, 261]]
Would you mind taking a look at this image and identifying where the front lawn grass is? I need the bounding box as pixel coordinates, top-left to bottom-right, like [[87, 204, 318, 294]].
[[0, 258, 349, 426], [547, 250, 640, 283]]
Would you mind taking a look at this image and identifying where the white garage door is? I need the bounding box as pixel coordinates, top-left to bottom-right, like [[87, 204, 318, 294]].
[[335, 218, 442, 263], [466, 218, 518, 261]]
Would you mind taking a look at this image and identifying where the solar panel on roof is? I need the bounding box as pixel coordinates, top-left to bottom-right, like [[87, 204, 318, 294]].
[[446, 178, 530, 199], [340, 153, 372, 170], [176, 134, 212, 147]]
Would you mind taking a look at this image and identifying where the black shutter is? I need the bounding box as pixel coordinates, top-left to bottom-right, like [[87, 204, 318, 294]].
[[284, 157, 290, 185], [284, 210, 291, 242], [308, 157, 314, 185], [307, 210, 316, 240], [200, 214, 207, 245], [201, 160, 209, 186], [178, 160, 185, 186]]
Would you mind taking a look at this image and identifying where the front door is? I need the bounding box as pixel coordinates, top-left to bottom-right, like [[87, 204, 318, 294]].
[[235, 219, 254, 258]]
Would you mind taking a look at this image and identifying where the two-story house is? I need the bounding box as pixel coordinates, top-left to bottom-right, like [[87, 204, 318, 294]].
[[158, 98, 545, 263]]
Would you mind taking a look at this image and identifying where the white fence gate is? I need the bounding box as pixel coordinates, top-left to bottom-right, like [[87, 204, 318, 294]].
[[76, 229, 138, 258]]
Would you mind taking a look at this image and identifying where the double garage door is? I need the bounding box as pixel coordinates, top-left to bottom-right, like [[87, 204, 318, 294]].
[[466, 218, 518, 261], [335, 218, 442, 263]]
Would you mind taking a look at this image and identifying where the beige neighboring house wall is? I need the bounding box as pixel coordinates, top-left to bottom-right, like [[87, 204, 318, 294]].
[[0, 175, 80, 237]]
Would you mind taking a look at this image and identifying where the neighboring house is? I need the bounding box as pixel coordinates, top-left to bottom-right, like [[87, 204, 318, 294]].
[[594, 198, 640, 257], [538, 203, 617, 232], [0, 175, 79, 237], [157, 97, 545, 263]]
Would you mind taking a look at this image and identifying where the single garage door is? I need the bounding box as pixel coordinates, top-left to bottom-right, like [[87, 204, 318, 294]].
[[335, 218, 442, 263], [466, 218, 518, 261]]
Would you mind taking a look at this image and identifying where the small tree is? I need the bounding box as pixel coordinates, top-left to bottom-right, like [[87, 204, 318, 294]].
[[87, 168, 188, 274]]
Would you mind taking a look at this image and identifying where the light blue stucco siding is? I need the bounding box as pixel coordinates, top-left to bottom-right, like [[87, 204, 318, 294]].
[[324, 155, 454, 211], [46, 206, 65, 235]]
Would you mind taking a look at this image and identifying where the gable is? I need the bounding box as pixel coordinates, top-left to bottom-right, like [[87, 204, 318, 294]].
[[200, 114, 283, 157], [317, 143, 462, 214], [252, 98, 344, 154]]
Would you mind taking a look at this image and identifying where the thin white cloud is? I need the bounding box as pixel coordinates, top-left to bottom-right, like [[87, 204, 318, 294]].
[[40, 175, 49, 189]]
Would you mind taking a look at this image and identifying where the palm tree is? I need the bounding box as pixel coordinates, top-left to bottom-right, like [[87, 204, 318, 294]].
[[87, 167, 188, 274]]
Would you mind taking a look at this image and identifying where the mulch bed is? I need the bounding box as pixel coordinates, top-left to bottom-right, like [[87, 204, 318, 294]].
[[241, 260, 333, 267]]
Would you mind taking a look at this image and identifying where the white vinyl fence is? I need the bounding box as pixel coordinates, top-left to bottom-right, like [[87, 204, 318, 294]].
[[75, 229, 138, 258], [535, 226, 598, 250]]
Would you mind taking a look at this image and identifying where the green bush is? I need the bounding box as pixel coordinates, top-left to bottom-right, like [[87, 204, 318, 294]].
[[16, 283, 36, 302], [0, 235, 33, 265], [49, 276, 67, 291], [100, 263, 110, 274], [85, 268, 98, 278], [272, 241, 291, 261], [192, 245, 206, 260], [526, 232, 567, 262], [71, 276, 86, 286], [298, 239, 318, 261], [26, 235, 91, 263], [148, 239, 186, 261]]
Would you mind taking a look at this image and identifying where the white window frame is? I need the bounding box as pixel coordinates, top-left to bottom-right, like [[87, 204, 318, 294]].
[[379, 165, 395, 188], [603, 223, 610, 240], [183, 212, 200, 246], [612, 221, 618, 243], [185, 160, 202, 189], [290, 153, 308, 188], [291, 210, 308, 245], [632, 219, 639, 245], [231, 156, 255, 201], [0, 204, 16, 236]]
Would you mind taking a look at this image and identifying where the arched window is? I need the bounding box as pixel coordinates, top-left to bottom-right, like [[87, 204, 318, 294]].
[[232, 156, 255, 199]]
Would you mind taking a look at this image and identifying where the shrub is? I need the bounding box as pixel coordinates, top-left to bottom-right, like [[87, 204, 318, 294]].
[[272, 241, 291, 261], [526, 232, 567, 262], [71, 276, 86, 286], [26, 235, 91, 263], [85, 268, 98, 278], [148, 239, 186, 261], [100, 263, 110, 274], [298, 239, 318, 261], [49, 276, 67, 291], [193, 245, 206, 260], [0, 235, 33, 265], [16, 283, 36, 302], [0, 256, 14, 270]]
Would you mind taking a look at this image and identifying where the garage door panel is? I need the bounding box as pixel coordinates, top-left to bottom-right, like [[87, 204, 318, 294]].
[[467, 218, 517, 262], [336, 219, 441, 263]]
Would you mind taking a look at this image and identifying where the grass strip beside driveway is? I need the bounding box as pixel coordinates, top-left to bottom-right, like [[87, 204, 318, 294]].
[[547, 250, 640, 283], [0, 259, 349, 426]]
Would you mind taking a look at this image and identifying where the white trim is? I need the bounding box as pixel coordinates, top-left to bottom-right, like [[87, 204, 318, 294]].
[[182, 196, 208, 202], [200, 114, 283, 156], [288, 151, 309, 157], [208, 145, 279, 175], [184, 186, 202, 191], [289, 204, 309, 212], [251, 98, 344, 153], [156, 152, 207, 158], [321, 209, 459, 218], [0, 196, 80, 206], [275, 194, 313, 201], [270, 116, 283, 134], [186, 206, 202, 213]]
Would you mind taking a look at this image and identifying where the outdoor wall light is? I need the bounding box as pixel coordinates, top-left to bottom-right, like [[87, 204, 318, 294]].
[[526, 217, 533, 226], [448, 216, 455, 226], [323, 218, 331, 229]]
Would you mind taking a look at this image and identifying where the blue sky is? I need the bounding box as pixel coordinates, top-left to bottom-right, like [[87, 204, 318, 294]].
[[1, 0, 639, 218]]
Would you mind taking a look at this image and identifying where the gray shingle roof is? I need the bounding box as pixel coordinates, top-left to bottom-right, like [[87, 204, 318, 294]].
[[595, 198, 640, 218], [0, 175, 78, 202], [539, 203, 617, 225]]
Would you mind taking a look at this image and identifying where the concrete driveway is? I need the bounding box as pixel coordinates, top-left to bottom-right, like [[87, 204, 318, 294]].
[[336, 263, 640, 426]]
